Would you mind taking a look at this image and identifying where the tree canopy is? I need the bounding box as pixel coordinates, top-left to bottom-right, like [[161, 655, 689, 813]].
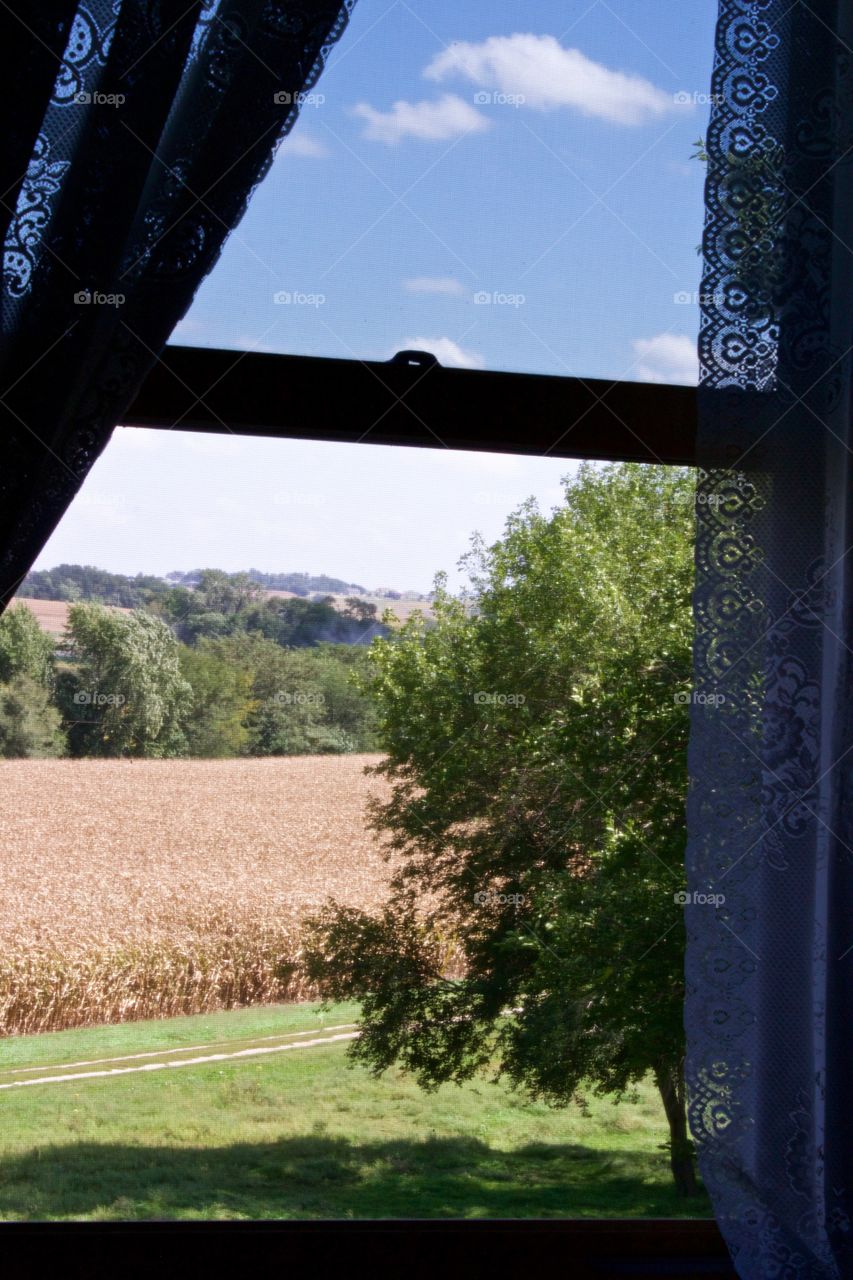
[[305, 463, 700, 1195]]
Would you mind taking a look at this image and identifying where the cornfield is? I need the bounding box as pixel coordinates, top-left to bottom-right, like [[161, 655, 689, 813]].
[[0, 756, 395, 1036]]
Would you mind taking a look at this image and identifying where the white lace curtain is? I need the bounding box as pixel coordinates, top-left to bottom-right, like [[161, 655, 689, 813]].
[[686, 2, 853, 1276]]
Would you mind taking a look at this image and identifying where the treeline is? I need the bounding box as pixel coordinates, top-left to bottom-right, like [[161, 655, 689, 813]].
[[20, 564, 374, 606], [170, 568, 368, 596], [0, 602, 381, 759], [155, 571, 386, 647], [20, 564, 170, 608]]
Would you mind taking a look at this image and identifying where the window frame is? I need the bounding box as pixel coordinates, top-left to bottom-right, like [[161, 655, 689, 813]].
[[125, 344, 697, 466], [13, 344, 724, 1273]]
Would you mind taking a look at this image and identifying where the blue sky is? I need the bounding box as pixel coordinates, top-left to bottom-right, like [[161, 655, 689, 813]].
[[35, 1, 716, 593]]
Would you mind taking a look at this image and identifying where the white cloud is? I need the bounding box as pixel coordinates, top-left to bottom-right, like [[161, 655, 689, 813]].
[[278, 132, 330, 158], [352, 94, 490, 144], [404, 276, 467, 296], [426, 34, 674, 126], [400, 336, 485, 369], [632, 334, 698, 385]]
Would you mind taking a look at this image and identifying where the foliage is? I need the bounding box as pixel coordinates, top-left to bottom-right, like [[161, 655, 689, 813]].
[[159, 574, 386, 648], [178, 643, 255, 757], [305, 463, 700, 1194], [0, 675, 65, 758], [208, 635, 380, 755], [0, 605, 65, 757], [0, 603, 56, 686], [60, 604, 191, 757], [169, 567, 369, 596], [19, 564, 170, 608]]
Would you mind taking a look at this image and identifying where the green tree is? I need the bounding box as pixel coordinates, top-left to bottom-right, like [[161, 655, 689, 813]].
[[342, 597, 379, 626], [178, 643, 255, 757], [206, 635, 380, 755], [0, 603, 56, 686], [305, 463, 700, 1196], [0, 676, 65, 757], [0, 604, 66, 757], [61, 604, 191, 757]]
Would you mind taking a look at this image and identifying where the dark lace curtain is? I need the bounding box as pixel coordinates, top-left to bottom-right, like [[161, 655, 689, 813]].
[[686, 1, 853, 1276], [0, 0, 355, 607]]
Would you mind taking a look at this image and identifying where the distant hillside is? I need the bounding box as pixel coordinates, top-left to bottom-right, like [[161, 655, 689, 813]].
[[167, 569, 370, 597], [21, 565, 429, 607], [19, 565, 170, 608]]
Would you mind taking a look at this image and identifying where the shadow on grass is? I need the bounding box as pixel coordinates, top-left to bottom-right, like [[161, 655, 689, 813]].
[[0, 1134, 713, 1220]]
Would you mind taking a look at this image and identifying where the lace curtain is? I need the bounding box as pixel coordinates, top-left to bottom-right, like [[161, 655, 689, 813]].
[[686, 2, 853, 1276], [0, 0, 355, 607]]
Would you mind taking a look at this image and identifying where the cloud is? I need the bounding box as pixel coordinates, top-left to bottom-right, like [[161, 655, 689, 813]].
[[632, 334, 698, 385], [404, 276, 467, 296], [352, 93, 490, 144], [426, 34, 674, 126], [278, 132, 330, 158], [400, 336, 485, 369]]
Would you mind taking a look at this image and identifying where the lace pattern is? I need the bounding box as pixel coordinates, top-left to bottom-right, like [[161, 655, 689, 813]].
[[0, 0, 356, 601], [687, 3, 853, 1276]]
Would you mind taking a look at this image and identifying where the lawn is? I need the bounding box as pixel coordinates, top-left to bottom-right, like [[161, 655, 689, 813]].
[[0, 1001, 712, 1220]]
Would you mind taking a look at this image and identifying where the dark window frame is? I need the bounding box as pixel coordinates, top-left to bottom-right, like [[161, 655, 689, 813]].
[[125, 344, 697, 466]]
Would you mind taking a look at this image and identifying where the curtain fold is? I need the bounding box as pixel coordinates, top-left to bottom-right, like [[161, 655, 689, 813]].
[[0, 0, 355, 607], [686, 2, 853, 1276]]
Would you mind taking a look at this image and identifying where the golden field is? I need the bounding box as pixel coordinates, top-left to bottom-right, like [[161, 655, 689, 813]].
[[0, 756, 393, 1036]]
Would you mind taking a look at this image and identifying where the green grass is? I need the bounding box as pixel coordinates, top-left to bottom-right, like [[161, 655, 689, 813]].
[[0, 1002, 712, 1221]]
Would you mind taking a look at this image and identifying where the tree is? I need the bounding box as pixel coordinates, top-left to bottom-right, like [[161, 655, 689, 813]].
[[60, 604, 191, 757], [178, 643, 255, 757], [19, 564, 170, 607], [209, 635, 378, 755], [157, 571, 264, 644], [0, 603, 56, 686], [343, 597, 379, 626], [0, 676, 65, 757], [305, 463, 700, 1196], [0, 604, 66, 757]]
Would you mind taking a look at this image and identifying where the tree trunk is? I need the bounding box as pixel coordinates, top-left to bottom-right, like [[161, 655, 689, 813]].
[[655, 1061, 700, 1197]]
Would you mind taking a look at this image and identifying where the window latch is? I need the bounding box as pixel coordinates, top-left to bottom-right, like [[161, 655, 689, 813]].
[[388, 349, 440, 370]]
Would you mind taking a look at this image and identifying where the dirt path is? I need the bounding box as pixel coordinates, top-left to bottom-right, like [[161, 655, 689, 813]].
[[0, 1023, 360, 1090]]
